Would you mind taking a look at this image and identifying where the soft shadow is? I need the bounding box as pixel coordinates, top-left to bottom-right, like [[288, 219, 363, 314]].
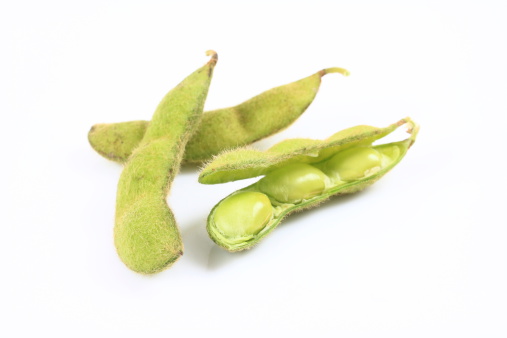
[[206, 190, 378, 270], [181, 187, 381, 270], [207, 245, 258, 270], [179, 162, 201, 174], [279, 189, 371, 226], [179, 217, 215, 268], [180, 216, 261, 271]]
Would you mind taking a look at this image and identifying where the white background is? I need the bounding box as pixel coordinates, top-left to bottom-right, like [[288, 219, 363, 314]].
[[1, 1, 506, 337]]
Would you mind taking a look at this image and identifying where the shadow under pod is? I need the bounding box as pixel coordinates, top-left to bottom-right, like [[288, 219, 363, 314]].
[[179, 162, 201, 174], [181, 185, 383, 271], [206, 244, 260, 270], [278, 187, 375, 225], [179, 217, 214, 268], [180, 216, 260, 270]]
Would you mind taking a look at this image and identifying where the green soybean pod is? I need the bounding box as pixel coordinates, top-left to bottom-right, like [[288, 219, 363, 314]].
[[114, 51, 218, 274], [88, 67, 349, 163], [199, 118, 419, 252]]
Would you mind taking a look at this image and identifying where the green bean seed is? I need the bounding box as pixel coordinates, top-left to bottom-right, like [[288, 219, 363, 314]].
[[258, 163, 327, 203], [321, 146, 382, 182], [212, 192, 273, 239]]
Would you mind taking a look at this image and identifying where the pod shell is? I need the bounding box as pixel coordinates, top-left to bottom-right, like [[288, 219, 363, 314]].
[[199, 118, 418, 184]]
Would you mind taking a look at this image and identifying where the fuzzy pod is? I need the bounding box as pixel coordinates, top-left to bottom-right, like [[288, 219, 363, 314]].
[[200, 118, 419, 252], [88, 67, 349, 164], [114, 51, 218, 274]]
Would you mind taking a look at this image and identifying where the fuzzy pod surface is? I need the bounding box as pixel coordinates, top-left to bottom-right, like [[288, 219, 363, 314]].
[[88, 67, 349, 164], [114, 51, 218, 274], [200, 118, 419, 252]]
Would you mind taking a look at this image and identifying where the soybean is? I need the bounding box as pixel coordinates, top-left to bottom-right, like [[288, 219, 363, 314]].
[[201, 118, 419, 252], [258, 163, 327, 203], [213, 192, 273, 242], [88, 67, 349, 163], [114, 51, 217, 274], [321, 146, 382, 182]]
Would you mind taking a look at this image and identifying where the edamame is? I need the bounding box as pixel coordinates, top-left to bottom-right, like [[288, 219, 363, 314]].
[[200, 118, 419, 252], [88, 67, 349, 163], [114, 51, 217, 274]]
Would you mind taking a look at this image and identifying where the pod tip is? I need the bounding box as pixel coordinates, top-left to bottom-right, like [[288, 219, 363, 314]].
[[399, 117, 419, 148], [320, 67, 350, 77], [206, 50, 218, 64]]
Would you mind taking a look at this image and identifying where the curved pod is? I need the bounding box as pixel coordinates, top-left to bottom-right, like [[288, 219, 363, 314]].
[[115, 51, 218, 274], [88, 67, 349, 163]]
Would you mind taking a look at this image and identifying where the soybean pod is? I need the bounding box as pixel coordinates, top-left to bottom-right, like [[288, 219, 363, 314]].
[[114, 51, 217, 274], [88, 67, 349, 163], [199, 118, 419, 252]]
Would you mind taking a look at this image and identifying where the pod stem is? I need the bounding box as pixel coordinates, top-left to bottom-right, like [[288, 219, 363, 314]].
[[206, 50, 218, 65], [398, 117, 420, 148], [319, 67, 350, 77]]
